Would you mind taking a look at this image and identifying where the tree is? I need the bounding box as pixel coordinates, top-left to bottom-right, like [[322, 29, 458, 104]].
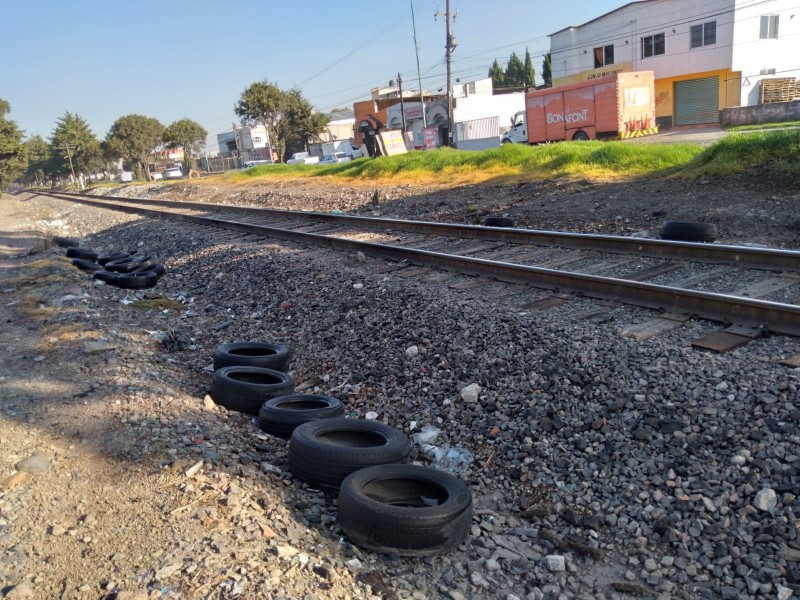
[[50, 112, 102, 183], [0, 99, 27, 191], [523, 49, 536, 89], [105, 115, 164, 180], [23, 135, 50, 186], [163, 119, 208, 173], [234, 80, 286, 160], [281, 89, 328, 156], [506, 53, 525, 88], [488, 59, 505, 89], [542, 52, 552, 88]]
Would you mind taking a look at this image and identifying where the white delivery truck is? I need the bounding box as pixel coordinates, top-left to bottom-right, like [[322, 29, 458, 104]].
[[322, 140, 364, 159]]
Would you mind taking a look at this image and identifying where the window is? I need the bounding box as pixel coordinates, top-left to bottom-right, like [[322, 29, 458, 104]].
[[760, 15, 779, 39], [641, 33, 665, 58], [594, 44, 614, 68], [690, 21, 716, 48]]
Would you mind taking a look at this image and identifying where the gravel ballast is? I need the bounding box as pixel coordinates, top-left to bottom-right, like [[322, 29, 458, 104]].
[[0, 183, 798, 600]]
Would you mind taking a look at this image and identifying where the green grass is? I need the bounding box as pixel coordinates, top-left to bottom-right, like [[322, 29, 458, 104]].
[[684, 129, 800, 177], [724, 120, 800, 132], [185, 129, 800, 187]]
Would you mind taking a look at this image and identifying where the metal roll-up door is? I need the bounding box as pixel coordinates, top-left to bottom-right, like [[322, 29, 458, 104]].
[[674, 77, 719, 125]]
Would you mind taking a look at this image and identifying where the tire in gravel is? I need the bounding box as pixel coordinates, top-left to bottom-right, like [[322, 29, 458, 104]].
[[130, 263, 167, 278], [93, 271, 118, 284], [288, 418, 410, 490], [338, 464, 473, 556], [483, 216, 515, 228], [98, 251, 131, 266], [105, 255, 145, 272], [258, 394, 345, 439], [210, 366, 294, 414], [659, 221, 718, 243], [112, 272, 159, 289], [53, 236, 79, 248], [212, 341, 290, 372], [66, 247, 98, 261], [71, 257, 104, 272]]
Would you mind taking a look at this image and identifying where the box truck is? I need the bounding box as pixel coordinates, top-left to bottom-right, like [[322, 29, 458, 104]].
[[501, 71, 658, 144]]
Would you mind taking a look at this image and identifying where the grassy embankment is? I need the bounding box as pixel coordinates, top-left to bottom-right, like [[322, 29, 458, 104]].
[[199, 128, 800, 186]]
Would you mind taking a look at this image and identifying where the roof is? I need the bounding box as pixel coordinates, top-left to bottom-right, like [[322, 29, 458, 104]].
[[549, 0, 655, 36]]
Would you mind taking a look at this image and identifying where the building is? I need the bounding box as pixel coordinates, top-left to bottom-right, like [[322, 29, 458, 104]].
[[549, 0, 799, 128]]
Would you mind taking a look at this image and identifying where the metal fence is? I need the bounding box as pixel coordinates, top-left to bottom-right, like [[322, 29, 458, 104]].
[[454, 116, 501, 151]]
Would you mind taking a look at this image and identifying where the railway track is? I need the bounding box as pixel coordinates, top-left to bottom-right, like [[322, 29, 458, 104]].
[[37, 190, 800, 343]]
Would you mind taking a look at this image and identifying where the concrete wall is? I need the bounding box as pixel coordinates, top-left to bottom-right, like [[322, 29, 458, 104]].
[[720, 99, 800, 126]]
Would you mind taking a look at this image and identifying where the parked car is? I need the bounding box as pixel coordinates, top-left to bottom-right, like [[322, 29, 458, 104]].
[[319, 152, 351, 165], [287, 152, 320, 165], [164, 167, 183, 179], [150, 171, 163, 181]]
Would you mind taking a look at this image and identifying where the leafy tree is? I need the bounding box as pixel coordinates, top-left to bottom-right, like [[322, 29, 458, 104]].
[[23, 135, 50, 186], [105, 115, 164, 180], [0, 99, 27, 191], [523, 49, 536, 89], [50, 112, 102, 183], [163, 119, 208, 173], [281, 89, 328, 156], [234, 80, 286, 160], [542, 52, 552, 88], [506, 53, 524, 88], [488, 59, 505, 89]]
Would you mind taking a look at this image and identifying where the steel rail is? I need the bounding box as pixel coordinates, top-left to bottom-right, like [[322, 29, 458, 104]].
[[41, 191, 800, 272], [34, 190, 800, 337]]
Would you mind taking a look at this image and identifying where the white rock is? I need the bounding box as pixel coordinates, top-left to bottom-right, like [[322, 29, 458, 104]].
[[276, 545, 300, 558], [365, 411, 378, 420], [754, 488, 777, 511], [544, 555, 566, 572], [460, 383, 482, 403], [353, 283, 364, 289], [776, 584, 793, 600], [405, 345, 419, 357]]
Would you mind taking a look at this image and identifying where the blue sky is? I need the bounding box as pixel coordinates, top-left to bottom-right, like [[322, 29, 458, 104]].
[[0, 0, 622, 151]]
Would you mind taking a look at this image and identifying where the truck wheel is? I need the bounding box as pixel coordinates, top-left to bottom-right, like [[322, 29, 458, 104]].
[[572, 131, 590, 141], [501, 138, 512, 144], [337, 464, 473, 556], [659, 221, 718, 243]]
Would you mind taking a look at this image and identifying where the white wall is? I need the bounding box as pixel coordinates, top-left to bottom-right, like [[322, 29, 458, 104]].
[[550, 0, 736, 80], [732, 0, 800, 105], [453, 93, 525, 127]]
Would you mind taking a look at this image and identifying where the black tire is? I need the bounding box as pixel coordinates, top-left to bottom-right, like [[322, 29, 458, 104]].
[[71, 257, 104, 272], [483, 216, 515, 228], [121, 254, 158, 273], [572, 130, 590, 141], [53, 237, 79, 248], [338, 464, 473, 556], [659, 221, 718, 243], [210, 366, 294, 414], [93, 271, 118, 284], [288, 418, 410, 490], [112, 272, 159, 289], [213, 342, 290, 372], [129, 263, 167, 278], [258, 394, 345, 439], [66, 247, 98, 261], [98, 251, 131, 266], [105, 255, 144, 272]]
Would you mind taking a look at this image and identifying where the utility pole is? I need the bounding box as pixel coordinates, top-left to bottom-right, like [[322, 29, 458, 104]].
[[397, 73, 407, 133], [410, 0, 427, 129], [58, 144, 80, 189], [435, 1, 457, 146]]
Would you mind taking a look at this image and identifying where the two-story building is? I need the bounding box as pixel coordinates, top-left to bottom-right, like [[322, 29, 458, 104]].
[[549, 0, 799, 128]]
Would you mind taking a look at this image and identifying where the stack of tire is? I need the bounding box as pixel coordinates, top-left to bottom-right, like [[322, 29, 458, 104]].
[[208, 341, 473, 556], [66, 247, 166, 289]]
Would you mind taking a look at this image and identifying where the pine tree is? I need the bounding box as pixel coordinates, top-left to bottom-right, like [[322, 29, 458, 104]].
[[542, 52, 552, 88], [489, 59, 505, 89], [523, 48, 536, 89]]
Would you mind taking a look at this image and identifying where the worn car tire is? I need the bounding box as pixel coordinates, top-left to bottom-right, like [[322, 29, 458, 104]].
[[338, 464, 473, 556], [288, 418, 410, 490], [659, 221, 718, 243], [93, 271, 119, 284], [98, 251, 131, 266], [213, 341, 290, 372], [111, 272, 159, 289], [71, 257, 103, 272], [129, 262, 167, 278], [210, 366, 294, 414], [53, 236, 80, 248], [66, 247, 98, 261], [258, 394, 345, 439], [105, 255, 144, 272], [483, 216, 515, 228]]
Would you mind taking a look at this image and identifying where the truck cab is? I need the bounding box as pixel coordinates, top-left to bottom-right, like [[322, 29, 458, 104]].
[[500, 111, 527, 144]]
